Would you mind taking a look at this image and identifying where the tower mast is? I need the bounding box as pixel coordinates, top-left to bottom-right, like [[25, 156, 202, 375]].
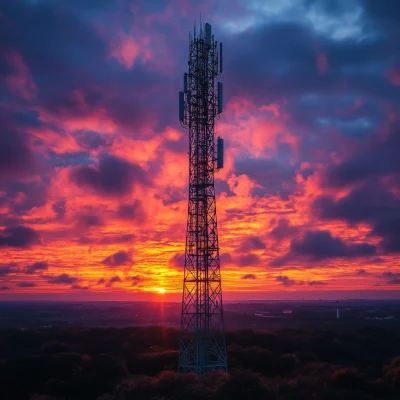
[[178, 22, 227, 375]]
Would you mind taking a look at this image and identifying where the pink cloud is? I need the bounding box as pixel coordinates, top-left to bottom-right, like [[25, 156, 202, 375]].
[[387, 62, 400, 86], [317, 53, 328, 75], [5, 51, 37, 100]]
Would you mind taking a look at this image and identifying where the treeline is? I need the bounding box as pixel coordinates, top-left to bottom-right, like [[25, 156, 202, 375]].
[[0, 327, 399, 399]]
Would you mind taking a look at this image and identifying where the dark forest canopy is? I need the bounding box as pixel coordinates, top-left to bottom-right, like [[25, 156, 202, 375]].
[[1, 327, 400, 400]]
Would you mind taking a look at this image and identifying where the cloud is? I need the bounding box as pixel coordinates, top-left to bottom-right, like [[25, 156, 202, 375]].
[[25, 261, 48, 274], [131, 275, 146, 286], [0, 263, 17, 276], [17, 281, 36, 288], [169, 252, 185, 270], [5, 50, 37, 99], [70, 155, 150, 197], [308, 280, 327, 286], [117, 199, 146, 223], [324, 129, 400, 187], [387, 62, 400, 86], [238, 254, 261, 267], [0, 225, 40, 248], [313, 180, 400, 253], [52, 199, 67, 219], [276, 275, 296, 287], [0, 128, 35, 182], [47, 273, 78, 285], [238, 235, 266, 252], [106, 275, 121, 287], [290, 230, 376, 259], [235, 157, 295, 198], [71, 284, 89, 290], [0, 286, 10, 291], [73, 130, 107, 150], [269, 219, 299, 242], [242, 274, 256, 280], [75, 212, 104, 230], [356, 269, 368, 276], [102, 250, 132, 267]]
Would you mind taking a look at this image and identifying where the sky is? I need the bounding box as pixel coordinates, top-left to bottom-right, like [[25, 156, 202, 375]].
[[1, 0, 400, 301]]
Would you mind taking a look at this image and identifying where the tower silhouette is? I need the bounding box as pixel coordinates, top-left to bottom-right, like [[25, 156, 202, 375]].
[[178, 22, 227, 375]]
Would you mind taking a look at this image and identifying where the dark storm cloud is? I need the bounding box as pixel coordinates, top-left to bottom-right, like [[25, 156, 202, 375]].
[[313, 180, 400, 253], [238, 235, 266, 252], [225, 19, 394, 104], [47, 273, 78, 285], [71, 155, 149, 197], [291, 230, 376, 259], [238, 253, 260, 267], [25, 261, 48, 274], [324, 128, 400, 187], [362, 0, 400, 36], [17, 281, 36, 288], [0, 225, 40, 248], [270, 230, 376, 266], [102, 250, 132, 267]]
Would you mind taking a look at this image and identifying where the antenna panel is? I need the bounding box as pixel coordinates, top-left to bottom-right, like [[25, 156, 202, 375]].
[[179, 91, 184, 121], [217, 137, 224, 169], [205, 23, 211, 46], [218, 82, 223, 114]]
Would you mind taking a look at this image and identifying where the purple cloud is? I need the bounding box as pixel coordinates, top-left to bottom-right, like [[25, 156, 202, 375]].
[[47, 273, 78, 285], [17, 281, 36, 288], [102, 250, 132, 267], [25, 261, 48, 274], [71, 155, 150, 197], [0, 225, 40, 248], [242, 274, 256, 280]]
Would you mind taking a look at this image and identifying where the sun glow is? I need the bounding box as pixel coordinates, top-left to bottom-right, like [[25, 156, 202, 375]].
[[157, 288, 166, 294]]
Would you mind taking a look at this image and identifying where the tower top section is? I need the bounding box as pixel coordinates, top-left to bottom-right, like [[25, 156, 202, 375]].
[[179, 22, 223, 128]]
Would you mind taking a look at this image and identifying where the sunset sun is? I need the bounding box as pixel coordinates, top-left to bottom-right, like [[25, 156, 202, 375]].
[[157, 288, 166, 294]]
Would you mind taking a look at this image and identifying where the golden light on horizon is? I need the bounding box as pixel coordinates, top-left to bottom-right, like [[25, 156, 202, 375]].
[[157, 288, 166, 294]]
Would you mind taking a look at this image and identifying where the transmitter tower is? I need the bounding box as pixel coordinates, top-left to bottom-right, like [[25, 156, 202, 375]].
[[178, 22, 227, 375]]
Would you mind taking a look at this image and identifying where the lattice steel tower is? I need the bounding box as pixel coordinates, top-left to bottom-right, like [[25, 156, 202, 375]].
[[178, 22, 227, 375]]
